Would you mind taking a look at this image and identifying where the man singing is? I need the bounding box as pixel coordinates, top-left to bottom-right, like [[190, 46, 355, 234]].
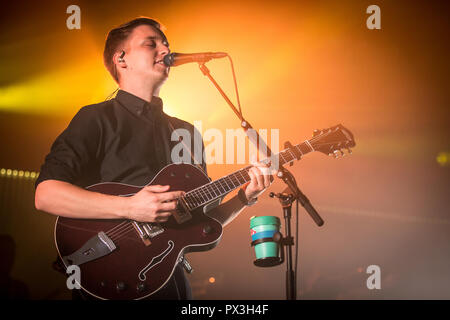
[[35, 17, 272, 299]]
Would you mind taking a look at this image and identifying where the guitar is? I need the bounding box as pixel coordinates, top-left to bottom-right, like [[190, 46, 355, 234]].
[[54, 124, 355, 299]]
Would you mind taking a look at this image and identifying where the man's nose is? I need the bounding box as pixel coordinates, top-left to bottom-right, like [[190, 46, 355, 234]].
[[158, 44, 170, 56]]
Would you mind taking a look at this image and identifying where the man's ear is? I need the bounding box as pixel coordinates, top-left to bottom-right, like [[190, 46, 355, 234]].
[[114, 51, 127, 68]]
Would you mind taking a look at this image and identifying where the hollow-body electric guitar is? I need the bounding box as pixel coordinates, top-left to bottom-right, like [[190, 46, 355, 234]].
[[54, 124, 355, 299]]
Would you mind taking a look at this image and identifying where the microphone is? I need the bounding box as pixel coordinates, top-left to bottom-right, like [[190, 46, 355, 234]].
[[163, 52, 227, 67]]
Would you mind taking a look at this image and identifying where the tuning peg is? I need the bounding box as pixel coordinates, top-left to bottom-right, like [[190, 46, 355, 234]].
[[340, 150, 345, 157], [313, 129, 320, 136], [333, 150, 340, 158], [346, 148, 352, 154]]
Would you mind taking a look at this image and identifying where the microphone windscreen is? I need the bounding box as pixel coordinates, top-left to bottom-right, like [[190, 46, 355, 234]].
[[163, 53, 174, 67]]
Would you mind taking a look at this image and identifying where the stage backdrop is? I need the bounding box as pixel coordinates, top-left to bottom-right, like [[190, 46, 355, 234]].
[[0, 0, 448, 299]]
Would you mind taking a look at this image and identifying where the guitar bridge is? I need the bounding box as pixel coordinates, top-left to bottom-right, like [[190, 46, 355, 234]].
[[132, 222, 165, 246], [132, 221, 151, 246], [142, 223, 164, 238]]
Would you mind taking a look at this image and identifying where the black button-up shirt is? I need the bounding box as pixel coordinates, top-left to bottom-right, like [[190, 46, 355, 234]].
[[36, 89, 207, 300], [36, 89, 207, 188]]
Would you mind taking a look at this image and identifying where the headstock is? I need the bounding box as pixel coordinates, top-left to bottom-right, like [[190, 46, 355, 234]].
[[310, 124, 356, 158]]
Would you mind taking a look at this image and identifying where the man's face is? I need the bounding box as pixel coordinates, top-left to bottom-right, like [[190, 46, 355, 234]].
[[121, 24, 170, 85]]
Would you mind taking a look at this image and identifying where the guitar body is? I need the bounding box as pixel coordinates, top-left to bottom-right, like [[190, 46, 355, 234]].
[[54, 163, 223, 300]]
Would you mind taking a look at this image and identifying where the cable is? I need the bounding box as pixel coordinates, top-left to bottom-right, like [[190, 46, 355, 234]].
[[105, 87, 119, 101]]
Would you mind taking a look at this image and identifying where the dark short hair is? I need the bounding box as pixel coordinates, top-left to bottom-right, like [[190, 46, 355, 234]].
[[103, 17, 168, 83]]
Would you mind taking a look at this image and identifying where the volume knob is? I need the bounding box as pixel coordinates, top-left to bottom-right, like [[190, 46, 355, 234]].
[[136, 282, 146, 293], [203, 224, 213, 235], [116, 282, 127, 292]]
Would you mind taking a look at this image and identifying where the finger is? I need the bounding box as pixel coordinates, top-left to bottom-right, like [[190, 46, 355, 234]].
[[156, 211, 173, 218], [156, 202, 178, 212], [251, 167, 264, 189], [155, 215, 170, 222], [157, 190, 186, 202], [256, 165, 271, 176], [248, 169, 257, 188], [263, 172, 271, 188], [255, 163, 273, 187], [254, 160, 270, 167], [145, 185, 170, 192]]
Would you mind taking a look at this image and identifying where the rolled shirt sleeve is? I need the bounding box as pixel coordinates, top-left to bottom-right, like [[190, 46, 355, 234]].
[[35, 106, 102, 188]]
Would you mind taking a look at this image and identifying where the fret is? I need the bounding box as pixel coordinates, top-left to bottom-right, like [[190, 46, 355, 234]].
[[204, 186, 215, 200], [216, 178, 227, 193], [304, 139, 314, 151], [198, 188, 210, 202], [279, 152, 287, 165], [228, 174, 236, 187], [238, 170, 247, 184], [295, 144, 305, 156], [183, 196, 195, 209], [187, 194, 199, 208], [193, 189, 206, 203], [189, 193, 200, 206], [285, 150, 294, 161], [215, 182, 225, 196], [208, 184, 219, 197], [217, 178, 227, 194], [242, 168, 251, 180], [232, 173, 241, 185], [224, 178, 232, 190], [233, 173, 241, 186], [235, 172, 245, 185], [287, 148, 297, 161], [201, 186, 214, 201], [220, 178, 231, 192]]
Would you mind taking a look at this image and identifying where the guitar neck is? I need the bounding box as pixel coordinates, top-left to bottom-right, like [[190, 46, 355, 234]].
[[182, 139, 315, 210]]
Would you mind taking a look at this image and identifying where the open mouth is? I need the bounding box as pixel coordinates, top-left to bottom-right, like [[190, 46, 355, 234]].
[[154, 59, 166, 66]]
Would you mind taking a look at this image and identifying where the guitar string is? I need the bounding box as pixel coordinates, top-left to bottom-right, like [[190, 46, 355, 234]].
[[108, 225, 135, 241], [105, 219, 136, 236], [105, 221, 130, 235], [106, 222, 133, 238]]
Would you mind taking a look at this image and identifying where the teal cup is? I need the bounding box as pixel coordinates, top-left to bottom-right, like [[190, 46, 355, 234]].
[[250, 216, 282, 267]]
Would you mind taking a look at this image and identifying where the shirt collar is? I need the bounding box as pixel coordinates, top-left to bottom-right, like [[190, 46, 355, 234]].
[[115, 89, 164, 119]]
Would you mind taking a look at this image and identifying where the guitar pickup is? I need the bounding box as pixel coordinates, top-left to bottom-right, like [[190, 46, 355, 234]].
[[173, 197, 192, 224]]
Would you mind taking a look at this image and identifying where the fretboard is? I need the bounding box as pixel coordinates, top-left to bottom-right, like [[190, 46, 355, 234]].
[[182, 139, 315, 210]]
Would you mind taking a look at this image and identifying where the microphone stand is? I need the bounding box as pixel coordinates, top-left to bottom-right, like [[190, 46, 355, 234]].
[[198, 62, 325, 300]]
